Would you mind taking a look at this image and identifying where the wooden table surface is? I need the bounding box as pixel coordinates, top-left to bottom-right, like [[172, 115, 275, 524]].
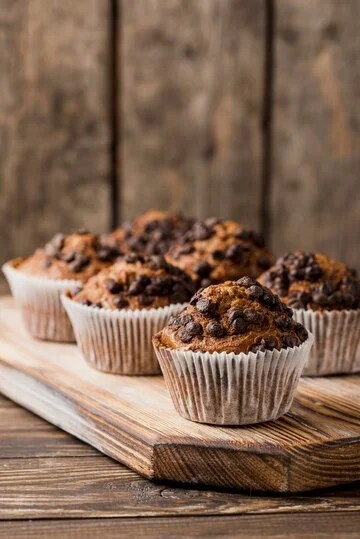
[[0, 394, 359, 538]]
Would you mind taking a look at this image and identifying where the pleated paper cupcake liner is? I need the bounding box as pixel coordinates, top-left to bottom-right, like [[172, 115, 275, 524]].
[[62, 293, 186, 375], [153, 333, 314, 425], [2, 260, 79, 342], [293, 308, 360, 376]]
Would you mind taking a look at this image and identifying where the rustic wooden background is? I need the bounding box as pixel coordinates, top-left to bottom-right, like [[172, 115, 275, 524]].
[[1, 0, 359, 281]]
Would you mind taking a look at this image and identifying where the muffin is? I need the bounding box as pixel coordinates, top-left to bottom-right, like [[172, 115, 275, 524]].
[[153, 278, 313, 425], [166, 218, 275, 289], [2, 231, 120, 342], [260, 251, 360, 375], [62, 254, 195, 374], [105, 210, 195, 256]]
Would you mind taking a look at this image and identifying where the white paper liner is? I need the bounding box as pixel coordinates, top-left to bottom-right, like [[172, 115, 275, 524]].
[[153, 333, 314, 425], [62, 294, 186, 375], [2, 260, 79, 342], [293, 308, 360, 376]]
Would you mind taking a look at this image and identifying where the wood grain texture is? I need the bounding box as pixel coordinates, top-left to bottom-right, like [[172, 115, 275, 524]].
[[0, 0, 111, 269], [119, 0, 265, 227], [0, 297, 359, 493], [1, 455, 359, 520], [1, 513, 360, 539], [271, 0, 360, 268], [1, 395, 359, 519]]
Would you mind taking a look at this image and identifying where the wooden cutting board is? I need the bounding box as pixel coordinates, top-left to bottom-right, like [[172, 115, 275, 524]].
[[0, 296, 359, 493]]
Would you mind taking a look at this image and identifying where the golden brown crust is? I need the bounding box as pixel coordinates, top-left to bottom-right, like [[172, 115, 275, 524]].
[[259, 251, 360, 311], [104, 210, 195, 256], [16, 231, 121, 283], [156, 278, 308, 354], [71, 254, 195, 310], [166, 219, 275, 288]]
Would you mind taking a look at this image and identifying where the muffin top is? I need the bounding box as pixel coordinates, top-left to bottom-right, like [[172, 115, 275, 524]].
[[105, 210, 195, 256], [166, 218, 275, 288], [71, 254, 195, 310], [155, 278, 308, 354], [259, 251, 360, 311], [16, 231, 121, 283]]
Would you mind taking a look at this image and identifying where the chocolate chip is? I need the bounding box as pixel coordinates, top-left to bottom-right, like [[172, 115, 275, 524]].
[[294, 322, 308, 341], [225, 244, 243, 263], [206, 321, 224, 337], [171, 314, 193, 329], [251, 337, 276, 353], [105, 278, 123, 294], [231, 317, 247, 334], [194, 261, 212, 277], [228, 308, 244, 324], [247, 285, 263, 299], [128, 275, 151, 295], [243, 308, 263, 324], [191, 222, 213, 241], [196, 298, 216, 316], [305, 265, 323, 281], [148, 255, 167, 270], [287, 298, 304, 309], [189, 289, 204, 305], [97, 245, 119, 262], [61, 251, 76, 263], [212, 249, 225, 260], [236, 276, 256, 288], [125, 253, 144, 264], [69, 253, 90, 273], [283, 335, 298, 348], [275, 316, 292, 330], [261, 292, 277, 309], [312, 292, 328, 306], [139, 295, 154, 306], [113, 297, 129, 309], [178, 321, 203, 342], [79, 299, 92, 307]]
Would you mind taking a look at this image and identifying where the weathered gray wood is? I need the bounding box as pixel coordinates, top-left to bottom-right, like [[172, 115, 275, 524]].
[[1, 513, 360, 539], [0, 0, 111, 270], [271, 0, 360, 268], [0, 296, 359, 493], [119, 0, 265, 227]]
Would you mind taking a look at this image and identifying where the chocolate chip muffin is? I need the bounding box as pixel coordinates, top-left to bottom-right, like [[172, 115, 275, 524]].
[[166, 218, 275, 288], [259, 252, 360, 375], [105, 210, 195, 256], [156, 278, 307, 354], [153, 279, 313, 425], [70, 254, 195, 310], [2, 231, 121, 342], [16, 230, 120, 283], [260, 251, 360, 311], [62, 255, 195, 375]]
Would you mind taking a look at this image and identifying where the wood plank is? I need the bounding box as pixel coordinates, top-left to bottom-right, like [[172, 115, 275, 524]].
[[1, 455, 359, 519], [1, 513, 360, 539], [1, 396, 359, 519], [119, 0, 265, 227], [0, 297, 359, 493], [0, 0, 111, 271], [0, 401, 96, 458], [271, 0, 360, 268]]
